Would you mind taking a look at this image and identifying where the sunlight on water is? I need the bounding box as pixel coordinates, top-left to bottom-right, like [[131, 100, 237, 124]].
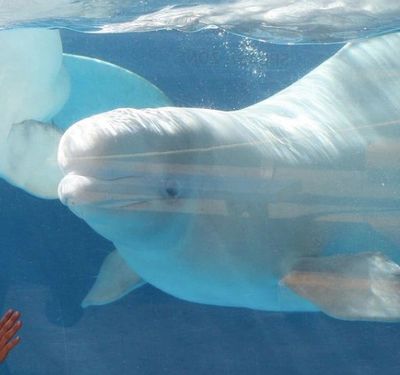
[[1, 0, 400, 43]]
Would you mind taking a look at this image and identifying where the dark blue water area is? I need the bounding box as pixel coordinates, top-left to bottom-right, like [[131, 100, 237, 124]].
[[2, 30, 400, 374], [60, 29, 339, 110]]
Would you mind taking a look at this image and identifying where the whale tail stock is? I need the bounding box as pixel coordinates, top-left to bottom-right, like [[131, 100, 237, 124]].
[[270, 32, 400, 322]]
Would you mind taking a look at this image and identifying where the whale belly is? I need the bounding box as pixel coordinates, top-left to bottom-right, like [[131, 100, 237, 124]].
[[117, 216, 320, 312]]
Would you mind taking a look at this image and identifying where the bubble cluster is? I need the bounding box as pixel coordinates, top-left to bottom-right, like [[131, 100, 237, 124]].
[[217, 32, 268, 79], [238, 38, 268, 78]]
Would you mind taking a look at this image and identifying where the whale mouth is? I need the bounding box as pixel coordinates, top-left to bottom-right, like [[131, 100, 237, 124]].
[[58, 173, 159, 209], [57, 161, 285, 218], [57, 172, 233, 216]]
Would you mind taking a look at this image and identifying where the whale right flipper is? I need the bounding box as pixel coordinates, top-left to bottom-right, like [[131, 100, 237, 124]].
[[283, 252, 400, 321], [82, 249, 146, 308]]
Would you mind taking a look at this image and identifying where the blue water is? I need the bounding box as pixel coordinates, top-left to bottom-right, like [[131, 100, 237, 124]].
[[2, 29, 400, 375]]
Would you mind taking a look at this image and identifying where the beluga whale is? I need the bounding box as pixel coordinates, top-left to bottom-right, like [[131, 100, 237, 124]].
[[0, 27, 170, 198], [58, 31, 400, 321]]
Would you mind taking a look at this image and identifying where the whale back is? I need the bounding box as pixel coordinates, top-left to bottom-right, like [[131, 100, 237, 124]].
[[244, 32, 400, 163]]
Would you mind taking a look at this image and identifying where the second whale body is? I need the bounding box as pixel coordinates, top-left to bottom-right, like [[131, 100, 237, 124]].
[[0, 28, 170, 198]]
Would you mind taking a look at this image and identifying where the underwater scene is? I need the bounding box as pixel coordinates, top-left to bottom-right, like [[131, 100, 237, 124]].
[[1, 1, 400, 374]]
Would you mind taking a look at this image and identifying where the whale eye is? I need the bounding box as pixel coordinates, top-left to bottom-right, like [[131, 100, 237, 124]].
[[163, 179, 180, 199]]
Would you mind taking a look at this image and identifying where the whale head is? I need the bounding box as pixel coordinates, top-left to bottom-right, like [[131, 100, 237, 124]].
[[57, 108, 212, 251]]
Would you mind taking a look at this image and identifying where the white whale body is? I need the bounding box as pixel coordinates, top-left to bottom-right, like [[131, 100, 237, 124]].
[[0, 28, 69, 197], [59, 32, 400, 321], [0, 28, 170, 198], [1, 1, 400, 44]]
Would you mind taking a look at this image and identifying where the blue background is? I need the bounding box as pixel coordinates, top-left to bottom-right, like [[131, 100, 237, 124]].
[[1, 29, 399, 374]]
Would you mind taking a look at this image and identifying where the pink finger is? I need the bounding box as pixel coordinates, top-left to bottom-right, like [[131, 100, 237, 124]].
[[0, 310, 14, 329], [6, 336, 20, 351], [5, 321, 22, 339], [3, 312, 20, 331]]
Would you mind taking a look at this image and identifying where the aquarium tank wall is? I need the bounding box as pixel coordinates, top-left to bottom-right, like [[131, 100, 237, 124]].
[[0, 1, 400, 374]]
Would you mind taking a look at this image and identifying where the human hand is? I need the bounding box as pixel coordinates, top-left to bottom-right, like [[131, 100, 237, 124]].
[[0, 309, 22, 363]]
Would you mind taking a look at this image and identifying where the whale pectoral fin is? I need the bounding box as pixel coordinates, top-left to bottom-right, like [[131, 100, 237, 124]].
[[81, 249, 145, 308], [54, 54, 172, 130], [283, 252, 400, 322], [1, 120, 63, 198]]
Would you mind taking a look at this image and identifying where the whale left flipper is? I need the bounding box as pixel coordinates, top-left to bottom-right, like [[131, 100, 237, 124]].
[[81, 249, 146, 308], [283, 252, 400, 321]]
